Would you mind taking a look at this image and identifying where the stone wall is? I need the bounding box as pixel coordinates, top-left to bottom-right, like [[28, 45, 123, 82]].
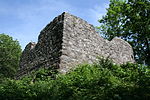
[[16, 12, 134, 78], [16, 13, 64, 77]]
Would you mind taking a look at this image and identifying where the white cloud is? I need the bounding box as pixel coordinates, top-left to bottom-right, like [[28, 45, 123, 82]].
[[16, 0, 76, 22], [87, 3, 109, 26], [0, 0, 75, 49], [0, 0, 109, 49]]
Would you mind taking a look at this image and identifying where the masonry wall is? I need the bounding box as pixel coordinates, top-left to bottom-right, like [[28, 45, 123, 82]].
[[59, 13, 134, 73], [16, 13, 64, 77], [17, 12, 134, 78]]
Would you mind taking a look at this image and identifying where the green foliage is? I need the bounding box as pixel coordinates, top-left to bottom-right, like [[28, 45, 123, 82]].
[[0, 58, 149, 100], [0, 34, 22, 78], [27, 67, 58, 82], [98, 0, 150, 65]]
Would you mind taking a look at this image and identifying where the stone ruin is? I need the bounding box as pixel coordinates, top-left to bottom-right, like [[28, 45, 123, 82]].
[[16, 12, 134, 78]]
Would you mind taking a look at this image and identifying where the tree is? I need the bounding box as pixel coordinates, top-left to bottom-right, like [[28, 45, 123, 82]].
[[98, 0, 150, 65], [0, 34, 22, 78]]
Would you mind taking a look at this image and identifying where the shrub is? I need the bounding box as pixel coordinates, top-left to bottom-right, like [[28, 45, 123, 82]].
[[0, 58, 149, 100]]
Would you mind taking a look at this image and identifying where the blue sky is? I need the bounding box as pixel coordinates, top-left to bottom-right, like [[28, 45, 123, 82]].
[[0, 0, 109, 49]]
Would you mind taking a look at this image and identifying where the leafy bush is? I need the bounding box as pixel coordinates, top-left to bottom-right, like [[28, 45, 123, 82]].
[[0, 58, 149, 100], [0, 34, 22, 78]]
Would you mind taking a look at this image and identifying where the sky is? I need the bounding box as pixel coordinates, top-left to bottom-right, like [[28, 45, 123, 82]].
[[0, 0, 109, 49]]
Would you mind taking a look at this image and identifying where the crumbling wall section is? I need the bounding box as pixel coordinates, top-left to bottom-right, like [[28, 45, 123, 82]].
[[16, 13, 64, 78], [59, 13, 134, 73], [17, 12, 134, 78]]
